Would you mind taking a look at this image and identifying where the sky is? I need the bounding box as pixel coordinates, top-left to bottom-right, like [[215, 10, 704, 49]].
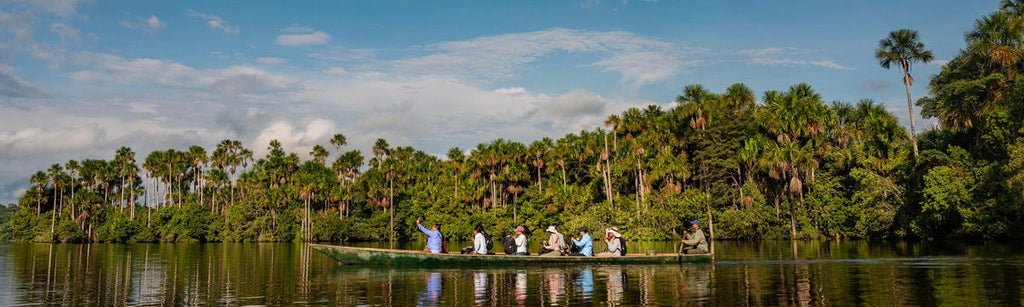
[[0, 0, 1001, 204]]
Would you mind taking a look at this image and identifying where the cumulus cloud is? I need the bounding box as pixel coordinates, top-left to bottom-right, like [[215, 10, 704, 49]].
[[188, 11, 239, 34], [542, 89, 605, 117], [121, 15, 166, 37], [276, 25, 330, 46], [252, 118, 336, 157]]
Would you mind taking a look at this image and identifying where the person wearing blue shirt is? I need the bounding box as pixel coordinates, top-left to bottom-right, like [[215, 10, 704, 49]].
[[416, 219, 444, 254], [570, 226, 593, 256]]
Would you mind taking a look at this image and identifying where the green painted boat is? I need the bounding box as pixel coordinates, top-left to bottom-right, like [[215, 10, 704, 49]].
[[310, 244, 713, 266]]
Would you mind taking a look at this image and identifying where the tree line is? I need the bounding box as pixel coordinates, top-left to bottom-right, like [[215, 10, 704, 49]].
[[4, 3, 1024, 243]]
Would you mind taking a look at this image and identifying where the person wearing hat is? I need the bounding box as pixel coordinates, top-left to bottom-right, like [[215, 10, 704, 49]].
[[513, 225, 530, 255], [597, 227, 625, 257], [539, 225, 566, 256], [681, 219, 708, 254], [570, 226, 594, 256]]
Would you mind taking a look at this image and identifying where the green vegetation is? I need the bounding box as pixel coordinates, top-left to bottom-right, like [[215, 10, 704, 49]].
[[5, 3, 1024, 243]]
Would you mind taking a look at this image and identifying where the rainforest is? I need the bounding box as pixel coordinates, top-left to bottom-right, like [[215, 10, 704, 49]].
[[4, 4, 1024, 244]]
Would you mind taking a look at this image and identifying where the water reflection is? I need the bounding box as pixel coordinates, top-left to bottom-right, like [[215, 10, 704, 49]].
[[3, 241, 1024, 306], [599, 266, 625, 305], [541, 269, 565, 304], [473, 271, 488, 305], [416, 272, 443, 306], [574, 266, 594, 302]]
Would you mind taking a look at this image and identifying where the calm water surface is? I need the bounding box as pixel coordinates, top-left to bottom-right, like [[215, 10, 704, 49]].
[[1, 240, 1022, 306]]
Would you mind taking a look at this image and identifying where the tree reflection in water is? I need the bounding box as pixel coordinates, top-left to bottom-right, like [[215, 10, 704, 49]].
[[5, 242, 1024, 306]]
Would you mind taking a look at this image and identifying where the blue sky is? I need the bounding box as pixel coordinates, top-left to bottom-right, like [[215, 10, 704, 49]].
[[0, 0, 1000, 203]]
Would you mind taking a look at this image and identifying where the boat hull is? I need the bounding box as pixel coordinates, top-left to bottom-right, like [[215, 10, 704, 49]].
[[310, 244, 713, 266]]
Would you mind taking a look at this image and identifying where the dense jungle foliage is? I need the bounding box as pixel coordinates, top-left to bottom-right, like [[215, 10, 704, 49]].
[[5, 3, 1024, 243]]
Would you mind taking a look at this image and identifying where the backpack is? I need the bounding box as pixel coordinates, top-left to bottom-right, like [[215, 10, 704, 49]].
[[503, 235, 517, 255], [617, 237, 627, 255], [483, 232, 494, 251], [569, 240, 581, 253]]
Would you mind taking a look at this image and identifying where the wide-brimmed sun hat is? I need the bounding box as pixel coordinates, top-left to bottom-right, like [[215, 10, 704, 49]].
[[546, 225, 557, 233], [691, 219, 700, 226]]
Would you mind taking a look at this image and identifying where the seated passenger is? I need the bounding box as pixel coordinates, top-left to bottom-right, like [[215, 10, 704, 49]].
[[681, 220, 708, 254], [570, 227, 593, 257], [513, 226, 529, 255], [539, 225, 566, 256], [597, 227, 625, 257]]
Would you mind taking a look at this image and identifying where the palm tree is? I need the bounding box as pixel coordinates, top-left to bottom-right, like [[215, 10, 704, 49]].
[[188, 145, 207, 209], [965, 10, 1024, 79], [447, 147, 464, 200], [372, 138, 390, 169], [875, 29, 934, 157], [65, 160, 79, 213], [29, 171, 47, 214], [604, 114, 622, 154], [310, 145, 330, 165], [330, 133, 347, 154]]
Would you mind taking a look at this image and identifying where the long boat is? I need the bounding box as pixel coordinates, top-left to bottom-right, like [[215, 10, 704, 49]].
[[310, 244, 713, 266]]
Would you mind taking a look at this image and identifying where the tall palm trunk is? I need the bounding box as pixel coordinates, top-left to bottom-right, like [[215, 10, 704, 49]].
[[389, 178, 395, 241], [903, 71, 919, 157]]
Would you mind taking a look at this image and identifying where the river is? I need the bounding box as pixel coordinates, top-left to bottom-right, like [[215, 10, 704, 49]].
[[0, 240, 1021, 306]]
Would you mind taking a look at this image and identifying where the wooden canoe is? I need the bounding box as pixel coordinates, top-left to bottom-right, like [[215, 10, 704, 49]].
[[310, 244, 713, 266]]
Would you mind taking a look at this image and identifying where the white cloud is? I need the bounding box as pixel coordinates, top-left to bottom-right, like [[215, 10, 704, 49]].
[[322, 67, 348, 76], [125, 102, 157, 114], [737, 47, 850, 70], [252, 118, 337, 157], [389, 28, 694, 87], [257, 57, 286, 65], [810, 60, 854, 70], [12, 0, 84, 17], [69, 53, 300, 95], [931, 59, 950, 67], [495, 87, 529, 95], [543, 89, 605, 117], [276, 25, 330, 46], [121, 15, 166, 37], [593, 51, 692, 88], [188, 11, 239, 34]]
